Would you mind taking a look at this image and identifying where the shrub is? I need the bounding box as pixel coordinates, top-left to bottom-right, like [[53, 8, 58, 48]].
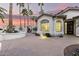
[[32, 27, 37, 31], [14, 30, 18, 33], [35, 33, 40, 36], [59, 34, 63, 37], [0, 28, 3, 30], [45, 33, 51, 37]]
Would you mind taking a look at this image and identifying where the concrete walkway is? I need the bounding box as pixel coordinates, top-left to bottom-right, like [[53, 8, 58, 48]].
[[0, 34, 79, 56]]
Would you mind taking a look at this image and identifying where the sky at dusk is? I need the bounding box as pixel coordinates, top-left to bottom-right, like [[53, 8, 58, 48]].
[[1, 3, 79, 15], [0, 3, 79, 27]]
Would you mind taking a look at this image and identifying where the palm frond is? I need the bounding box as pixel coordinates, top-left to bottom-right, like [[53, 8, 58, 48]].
[[0, 7, 6, 23], [0, 7, 7, 14], [21, 8, 28, 16], [0, 13, 4, 23], [29, 9, 33, 15], [17, 3, 24, 7], [38, 3, 40, 6], [38, 3, 44, 6], [41, 3, 44, 6], [0, 7, 7, 11]]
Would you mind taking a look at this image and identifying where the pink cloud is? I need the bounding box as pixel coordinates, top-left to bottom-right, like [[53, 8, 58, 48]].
[[56, 3, 69, 10], [0, 19, 36, 27]]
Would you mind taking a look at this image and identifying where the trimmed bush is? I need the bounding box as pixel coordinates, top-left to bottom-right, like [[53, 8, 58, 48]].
[[35, 33, 40, 36], [0, 28, 3, 30], [45, 33, 51, 37]]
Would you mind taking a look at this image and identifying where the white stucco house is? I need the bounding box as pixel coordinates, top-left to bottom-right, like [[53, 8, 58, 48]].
[[36, 6, 79, 36]]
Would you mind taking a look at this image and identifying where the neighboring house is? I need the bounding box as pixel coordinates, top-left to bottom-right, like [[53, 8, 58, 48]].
[[36, 6, 79, 36]]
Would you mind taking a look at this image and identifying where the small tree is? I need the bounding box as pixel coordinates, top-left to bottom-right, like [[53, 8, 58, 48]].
[[31, 16, 37, 26]]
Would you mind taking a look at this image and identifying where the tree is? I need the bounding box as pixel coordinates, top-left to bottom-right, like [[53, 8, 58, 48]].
[[38, 3, 44, 14], [21, 8, 33, 28], [5, 3, 14, 33], [21, 8, 28, 28], [26, 3, 33, 26], [17, 3, 25, 30], [9, 3, 13, 27], [0, 6, 7, 23], [31, 16, 37, 26]]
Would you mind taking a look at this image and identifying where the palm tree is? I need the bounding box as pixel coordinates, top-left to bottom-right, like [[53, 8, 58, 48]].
[[21, 8, 28, 28], [17, 3, 25, 30], [21, 8, 33, 27], [26, 3, 33, 26], [5, 3, 13, 33], [0, 7, 7, 23], [38, 3, 44, 14], [9, 3, 13, 27]]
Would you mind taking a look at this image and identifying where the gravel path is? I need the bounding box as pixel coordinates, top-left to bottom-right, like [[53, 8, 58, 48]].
[[0, 34, 79, 56]]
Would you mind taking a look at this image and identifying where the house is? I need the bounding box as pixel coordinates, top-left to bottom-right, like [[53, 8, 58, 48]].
[[36, 14, 66, 36], [36, 6, 79, 36]]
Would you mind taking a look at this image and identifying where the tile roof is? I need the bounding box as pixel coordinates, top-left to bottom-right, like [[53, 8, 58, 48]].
[[45, 6, 79, 16]]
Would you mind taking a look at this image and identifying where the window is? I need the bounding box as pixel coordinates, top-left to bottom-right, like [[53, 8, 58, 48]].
[[65, 22, 67, 34], [40, 19, 49, 32], [55, 20, 62, 32]]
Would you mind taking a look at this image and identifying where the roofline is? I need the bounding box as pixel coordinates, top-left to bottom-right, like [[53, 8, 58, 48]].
[[73, 16, 79, 19], [55, 7, 79, 15], [36, 13, 66, 22]]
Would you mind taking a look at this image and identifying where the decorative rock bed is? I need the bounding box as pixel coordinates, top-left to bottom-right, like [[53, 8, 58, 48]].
[[64, 44, 79, 56]]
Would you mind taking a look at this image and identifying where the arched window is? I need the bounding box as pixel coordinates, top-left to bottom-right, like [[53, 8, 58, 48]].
[[40, 19, 49, 32], [55, 20, 62, 32]]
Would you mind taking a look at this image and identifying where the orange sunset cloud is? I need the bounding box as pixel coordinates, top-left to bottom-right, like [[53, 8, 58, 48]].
[[0, 19, 36, 28]]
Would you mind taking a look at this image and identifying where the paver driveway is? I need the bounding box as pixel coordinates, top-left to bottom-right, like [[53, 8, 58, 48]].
[[0, 34, 79, 56]]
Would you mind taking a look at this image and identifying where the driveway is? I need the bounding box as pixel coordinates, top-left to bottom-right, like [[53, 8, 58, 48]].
[[0, 34, 79, 56]]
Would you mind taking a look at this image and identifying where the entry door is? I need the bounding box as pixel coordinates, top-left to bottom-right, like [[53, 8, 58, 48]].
[[67, 21, 74, 34]]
